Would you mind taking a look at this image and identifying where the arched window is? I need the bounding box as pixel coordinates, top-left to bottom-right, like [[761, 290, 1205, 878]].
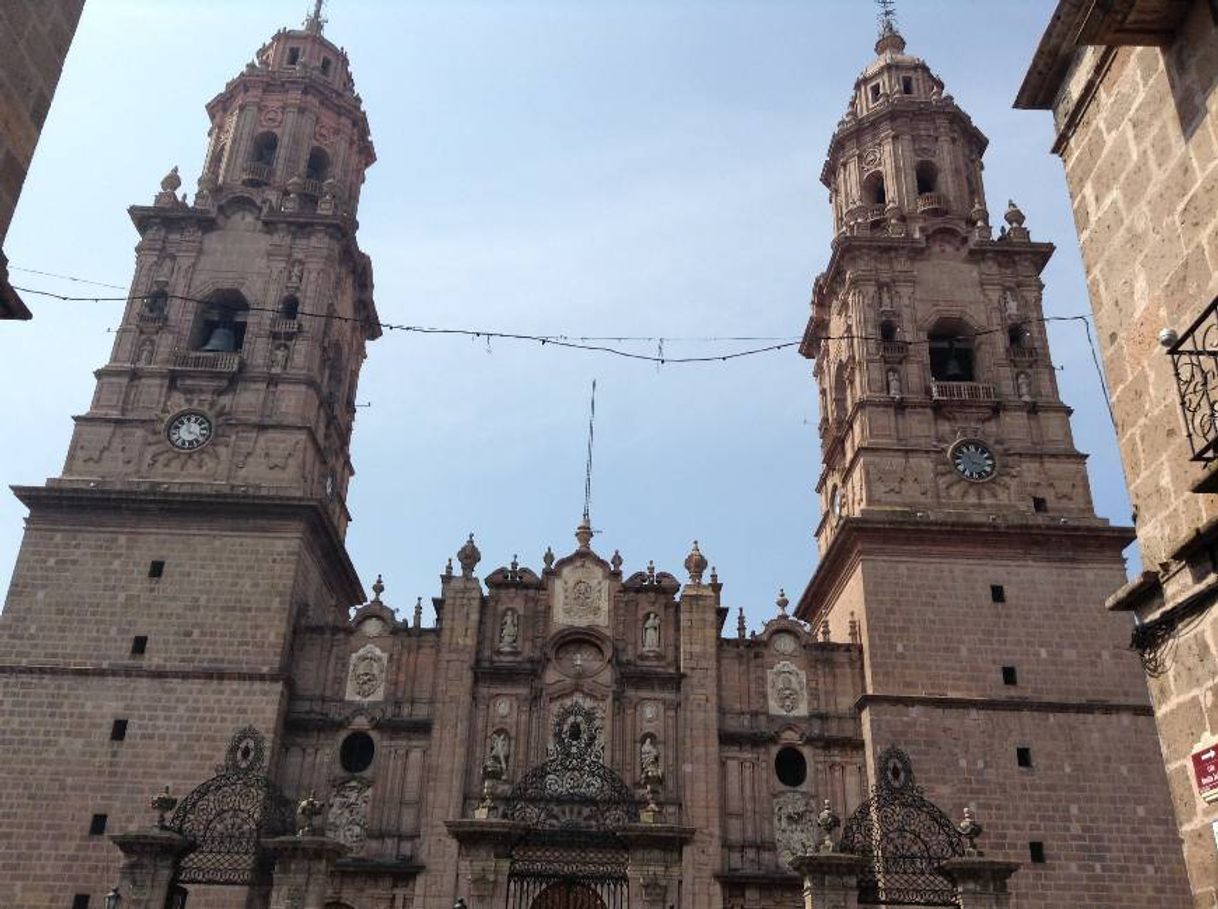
[[279, 295, 300, 320], [193, 290, 250, 352], [251, 131, 278, 166], [862, 172, 887, 207], [880, 320, 898, 342], [1008, 324, 1029, 349], [915, 161, 938, 195], [305, 147, 330, 183], [927, 319, 974, 382]]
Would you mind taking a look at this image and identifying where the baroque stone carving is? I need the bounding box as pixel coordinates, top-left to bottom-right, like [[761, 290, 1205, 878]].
[[346, 643, 387, 701], [488, 729, 510, 776], [326, 779, 371, 852], [499, 608, 519, 651], [640, 734, 660, 777], [767, 660, 809, 717], [771, 631, 799, 655], [553, 562, 609, 627], [642, 612, 661, 652], [773, 792, 820, 862]]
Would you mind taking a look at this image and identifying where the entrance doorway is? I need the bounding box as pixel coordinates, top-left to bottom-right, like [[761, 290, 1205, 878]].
[[531, 882, 609, 909]]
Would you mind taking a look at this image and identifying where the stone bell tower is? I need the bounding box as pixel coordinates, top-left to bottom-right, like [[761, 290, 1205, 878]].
[[794, 18, 1192, 909], [0, 9, 377, 906]]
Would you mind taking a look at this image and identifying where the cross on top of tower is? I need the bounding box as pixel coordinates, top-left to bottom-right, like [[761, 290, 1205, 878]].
[[876, 0, 898, 37], [304, 0, 328, 35]]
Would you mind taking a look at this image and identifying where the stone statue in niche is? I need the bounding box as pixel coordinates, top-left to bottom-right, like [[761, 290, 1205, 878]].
[[498, 609, 519, 651], [346, 643, 387, 701], [767, 660, 809, 717], [1002, 288, 1019, 315], [287, 259, 305, 286], [1017, 371, 1032, 401], [640, 735, 661, 776], [642, 612, 661, 652], [886, 368, 902, 397], [135, 338, 155, 366], [270, 343, 289, 371], [488, 729, 510, 775], [326, 779, 371, 852]]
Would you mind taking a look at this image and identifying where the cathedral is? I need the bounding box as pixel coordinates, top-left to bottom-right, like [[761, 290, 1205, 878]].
[[0, 8, 1194, 909]]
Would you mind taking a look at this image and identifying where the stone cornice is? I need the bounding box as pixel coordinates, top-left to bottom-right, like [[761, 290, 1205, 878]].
[[796, 514, 1134, 623], [12, 484, 365, 604], [856, 692, 1152, 717]]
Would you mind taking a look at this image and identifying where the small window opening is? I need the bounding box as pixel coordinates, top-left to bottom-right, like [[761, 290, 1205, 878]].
[[915, 160, 938, 195], [340, 731, 376, 773], [869, 82, 881, 102], [1029, 841, 1046, 863], [72, 897, 90, 909], [1016, 746, 1033, 768], [193, 290, 250, 352], [880, 320, 898, 342], [286, 47, 301, 66], [130, 635, 148, 656], [148, 560, 165, 579], [279, 295, 300, 320], [321, 57, 332, 76], [1002, 666, 1018, 686], [251, 132, 278, 167], [862, 172, 887, 207], [305, 147, 330, 183], [902, 76, 913, 94], [89, 814, 108, 835], [1032, 496, 1048, 513], [1008, 324, 1030, 349], [928, 325, 974, 382], [774, 746, 808, 787], [143, 288, 168, 319], [990, 585, 1005, 603], [110, 719, 128, 742]]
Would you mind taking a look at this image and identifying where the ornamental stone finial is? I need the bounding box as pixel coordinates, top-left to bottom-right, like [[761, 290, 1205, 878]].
[[575, 519, 593, 551], [371, 574, 384, 602], [543, 545, 555, 570], [457, 533, 481, 577], [777, 588, 790, 616], [684, 540, 708, 584], [816, 798, 841, 852], [1004, 199, 1026, 227], [610, 549, 623, 573], [150, 785, 177, 828], [295, 790, 323, 836], [958, 806, 984, 855], [160, 166, 181, 193]]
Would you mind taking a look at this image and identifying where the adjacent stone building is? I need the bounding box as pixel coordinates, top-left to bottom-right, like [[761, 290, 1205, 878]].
[[0, 9, 1194, 909], [1016, 1, 1218, 902], [0, 0, 86, 319]]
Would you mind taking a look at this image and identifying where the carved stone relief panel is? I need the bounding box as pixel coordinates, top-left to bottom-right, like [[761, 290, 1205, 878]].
[[773, 791, 820, 862], [326, 779, 371, 852], [345, 643, 387, 702], [553, 561, 609, 627], [767, 660, 809, 717]]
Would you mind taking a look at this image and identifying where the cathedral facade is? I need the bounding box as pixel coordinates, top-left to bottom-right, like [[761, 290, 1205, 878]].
[[0, 11, 1193, 909]]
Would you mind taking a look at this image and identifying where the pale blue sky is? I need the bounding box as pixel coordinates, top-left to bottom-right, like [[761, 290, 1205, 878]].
[[0, 0, 1132, 629]]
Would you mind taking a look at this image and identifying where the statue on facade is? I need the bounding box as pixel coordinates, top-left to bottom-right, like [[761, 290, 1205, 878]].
[[488, 730, 510, 775], [886, 367, 902, 398], [499, 609, 519, 651], [640, 735, 661, 776], [642, 612, 661, 652]]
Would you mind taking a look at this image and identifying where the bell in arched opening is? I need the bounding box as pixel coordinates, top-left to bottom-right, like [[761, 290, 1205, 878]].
[[199, 324, 237, 353]]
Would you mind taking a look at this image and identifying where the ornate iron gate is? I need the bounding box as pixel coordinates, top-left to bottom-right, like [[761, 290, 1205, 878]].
[[169, 726, 295, 885], [839, 747, 964, 907], [504, 703, 637, 909]]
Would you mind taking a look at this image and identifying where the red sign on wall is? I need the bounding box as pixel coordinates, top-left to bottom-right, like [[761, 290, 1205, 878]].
[[1192, 745, 1218, 803]]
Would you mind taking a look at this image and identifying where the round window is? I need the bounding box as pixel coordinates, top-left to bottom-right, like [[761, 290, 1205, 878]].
[[774, 746, 808, 788], [339, 731, 375, 773]]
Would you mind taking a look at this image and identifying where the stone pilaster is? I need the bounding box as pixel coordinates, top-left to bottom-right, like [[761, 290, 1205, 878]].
[[940, 857, 1020, 909], [263, 835, 349, 909], [676, 554, 721, 909], [109, 828, 192, 909]]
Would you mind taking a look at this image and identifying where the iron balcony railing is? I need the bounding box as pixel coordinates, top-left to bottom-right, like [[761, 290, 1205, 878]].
[[240, 161, 273, 186], [917, 192, 947, 215], [170, 349, 240, 372], [1168, 294, 1218, 461], [931, 380, 996, 402]]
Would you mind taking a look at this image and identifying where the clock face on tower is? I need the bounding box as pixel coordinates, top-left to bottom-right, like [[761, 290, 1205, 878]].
[[166, 411, 214, 451], [949, 439, 996, 482]]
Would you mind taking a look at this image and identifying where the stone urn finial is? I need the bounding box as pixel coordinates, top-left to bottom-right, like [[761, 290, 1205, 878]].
[[371, 574, 385, 602], [1004, 199, 1025, 227], [958, 806, 984, 856], [684, 540, 708, 584], [457, 533, 481, 577], [150, 785, 177, 829], [160, 166, 181, 193], [543, 545, 555, 570], [776, 588, 790, 616], [575, 519, 593, 551], [816, 799, 841, 852], [295, 791, 323, 836]]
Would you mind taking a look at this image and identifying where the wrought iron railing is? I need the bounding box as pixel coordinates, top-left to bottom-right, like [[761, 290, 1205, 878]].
[[1168, 295, 1218, 461], [171, 349, 240, 372], [880, 340, 909, 360], [1009, 346, 1038, 365], [269, 316, 301, 335], [931, 380, 995, 402], [300, 177, 324, 197], [917, 192, 947, 215], [241, 161, 273, 186]]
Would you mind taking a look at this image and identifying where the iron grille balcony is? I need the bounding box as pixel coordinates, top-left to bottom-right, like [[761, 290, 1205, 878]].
[[881, 340, 909, 361], [1168, 295, 1218, 462], [300, 177, 324, 198], [931, 380, 996, 402], [1009, 346, 1038, 365], [917, 192, 947, 215], [269, 316, 301, 335], [240, 162, 273, 186]]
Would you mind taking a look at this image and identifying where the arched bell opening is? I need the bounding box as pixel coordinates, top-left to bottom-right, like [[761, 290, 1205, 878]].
[[192, 289, 250, 353], [927, 318, 975, 383]]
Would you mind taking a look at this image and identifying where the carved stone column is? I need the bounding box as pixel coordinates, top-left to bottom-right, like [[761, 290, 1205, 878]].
[[109, 828, 192, 909], [263, 835, 349, 909], [939, 857, 1020, 909], [789, 852, 866, 909]]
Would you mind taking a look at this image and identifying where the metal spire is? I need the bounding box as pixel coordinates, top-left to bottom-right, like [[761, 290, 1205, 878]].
[[876, 0, 898, 37], [582, 380, 597, 526]]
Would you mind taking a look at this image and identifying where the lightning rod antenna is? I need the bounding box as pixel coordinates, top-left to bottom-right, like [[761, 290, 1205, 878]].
[[583, 380, 597, 526]]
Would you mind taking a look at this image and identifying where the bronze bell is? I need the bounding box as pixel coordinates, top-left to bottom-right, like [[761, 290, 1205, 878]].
[[199, 324, 236, 353], [943, 344, 965, 380]]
